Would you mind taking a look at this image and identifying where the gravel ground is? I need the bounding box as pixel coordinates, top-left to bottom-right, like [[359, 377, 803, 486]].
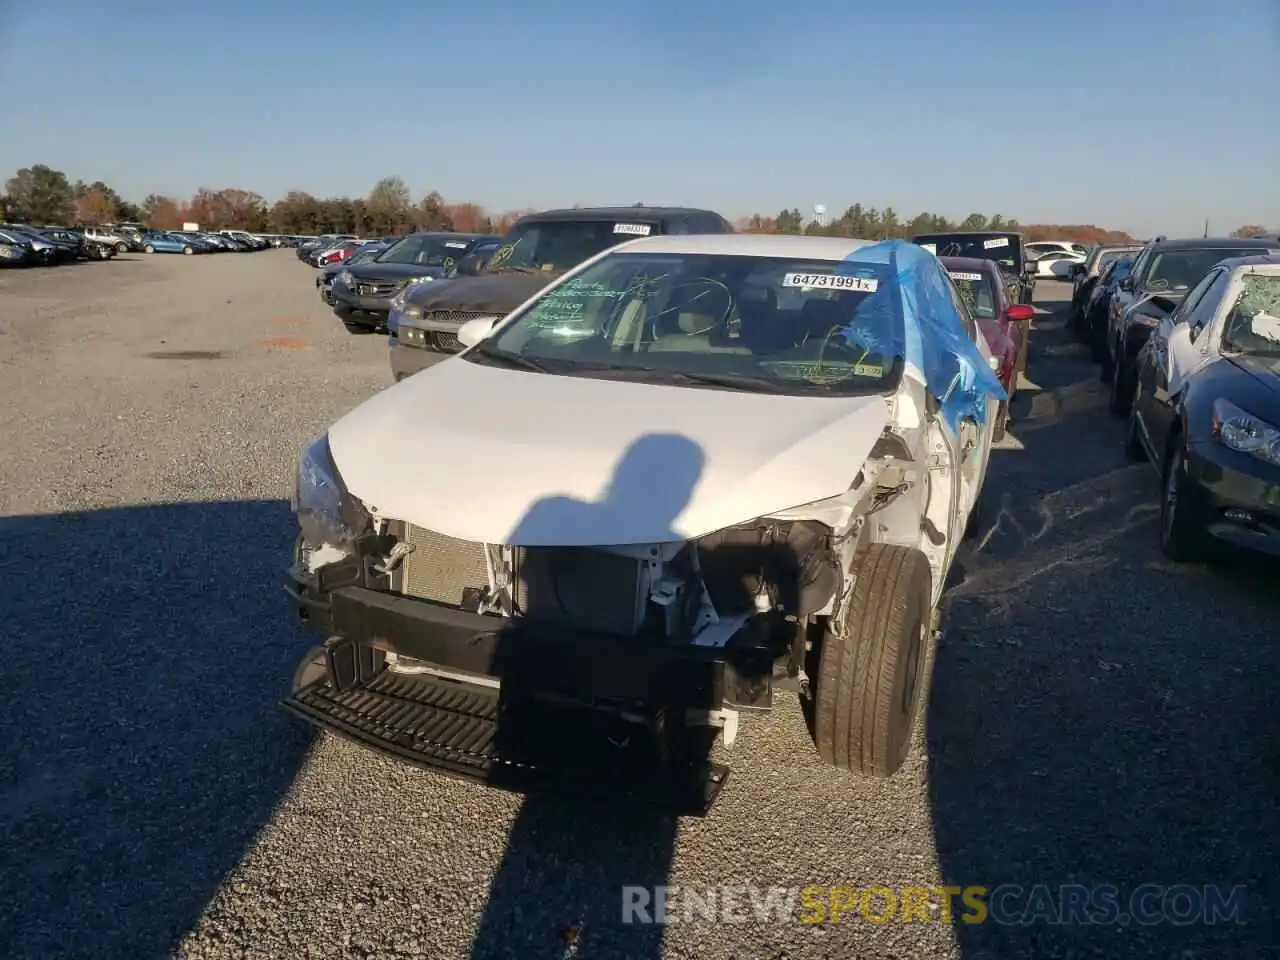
[[0, 254, 1274, 960]]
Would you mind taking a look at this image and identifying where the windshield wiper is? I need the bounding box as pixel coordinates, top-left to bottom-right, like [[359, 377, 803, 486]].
[[468, 341, 552, 373], [562, 363, 785, 392], [488, 265, 541, 274]]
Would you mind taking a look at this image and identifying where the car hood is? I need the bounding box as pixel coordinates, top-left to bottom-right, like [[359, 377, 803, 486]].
[[327, 359, 892, 546], [404, 270, 560, 313], [1226, 354, 1280, 403], [345, 261, 449, 282]]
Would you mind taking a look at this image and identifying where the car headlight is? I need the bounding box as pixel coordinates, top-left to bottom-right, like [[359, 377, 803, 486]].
[[338, 270, 353, 288], [293, 434, 371, 551], [1211, 399, 1280, 467]]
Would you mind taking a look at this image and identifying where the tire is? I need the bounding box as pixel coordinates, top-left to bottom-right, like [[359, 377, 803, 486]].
[[1159, 441, 1207, 563], [183, 246, 193, 255], [342, 320, 373, 335], [116, 242, 128, 254], [1109, 351, 1132, 417], [813, 543, 932, 778], [992, 399, 1009, 443], [144, 244, 155, 254]]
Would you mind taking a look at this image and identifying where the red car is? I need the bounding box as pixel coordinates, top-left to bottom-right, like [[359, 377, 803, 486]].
[[940, 256, 1035, 440], [315, 241, 361, 267]]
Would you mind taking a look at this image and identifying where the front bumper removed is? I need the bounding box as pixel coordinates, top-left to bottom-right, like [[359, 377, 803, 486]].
[[280, 566, 783, 812]]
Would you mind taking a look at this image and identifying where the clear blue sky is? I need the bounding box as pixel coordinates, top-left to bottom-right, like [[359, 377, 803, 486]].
[[1, 0, 1276, 236]]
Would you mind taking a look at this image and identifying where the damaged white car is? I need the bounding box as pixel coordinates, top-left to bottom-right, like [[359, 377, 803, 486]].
[[284, 234, 1007, 810]]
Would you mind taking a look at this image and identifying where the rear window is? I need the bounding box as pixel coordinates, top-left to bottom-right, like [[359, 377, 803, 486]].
[[486, 219, 661, 274], [1143, 248, 1269, 293], [945, 269, 997, 318], [913, 234, 1021, 272]]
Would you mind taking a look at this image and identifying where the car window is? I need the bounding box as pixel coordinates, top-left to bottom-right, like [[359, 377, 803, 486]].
[[945, 269, 997, 320], [484, 251, 904, 397], [1144, 247, 1260, 293], [488, 219, 659, 273], [1222, 273, 1280, 358], [1186, 269, 1231, 342]]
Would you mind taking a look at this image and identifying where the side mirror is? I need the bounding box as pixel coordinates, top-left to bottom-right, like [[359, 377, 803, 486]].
[[1006, 304, 1036, 323], [456, 315, 500, 349]]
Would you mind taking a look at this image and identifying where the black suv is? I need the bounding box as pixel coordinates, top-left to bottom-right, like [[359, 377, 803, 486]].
[[329, 233, 498, 333], [910, 231, 1036, 305], [389, 206, 734, 380]]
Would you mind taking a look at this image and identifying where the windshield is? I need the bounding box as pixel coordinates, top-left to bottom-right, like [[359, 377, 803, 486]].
[[477, 252, 902, 396], [945, 270, 997, 318], [376, 234, 471, 267], [486, 220, 657, 274], [913, 234, 1021, 272], [1223, 274, 1280, 359], [1095, 249, 1133, 272], [1144, 248, 1262, 293]]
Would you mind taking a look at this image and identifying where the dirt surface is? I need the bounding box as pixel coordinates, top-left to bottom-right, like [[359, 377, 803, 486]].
[[0, 253, 1274, 960]]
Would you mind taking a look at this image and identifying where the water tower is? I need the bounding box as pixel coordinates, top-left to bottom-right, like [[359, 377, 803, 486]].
[[814, 204, 827, 228]]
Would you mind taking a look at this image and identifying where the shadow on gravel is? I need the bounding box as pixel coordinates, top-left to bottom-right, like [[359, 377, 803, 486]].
[[0, 500, 313, 960], [467, 434, 716, 960], [926, 305, 1278, 957]]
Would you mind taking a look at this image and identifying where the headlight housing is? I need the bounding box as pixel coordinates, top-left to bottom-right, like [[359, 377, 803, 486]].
[[1211, 399, 1280, 468], [293, 434, 371, 551], [338, 270, 354, 288]]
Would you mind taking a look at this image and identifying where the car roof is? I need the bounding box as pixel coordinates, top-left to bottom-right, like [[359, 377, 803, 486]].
[[520, 206, 725, 223], [405, 231, 488, 239], [938, 256, 998, 275], [912, 230, 1025, 239], [1220, 253, 1280, 271], [1147, 237, 1280, 251], [607, 233, 876, 260]]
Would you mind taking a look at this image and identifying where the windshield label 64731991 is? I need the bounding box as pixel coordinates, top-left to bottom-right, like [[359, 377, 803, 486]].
[[612, 223, 652, 235], [983, 237, 1010, 249], [782, 273, 879, 292]]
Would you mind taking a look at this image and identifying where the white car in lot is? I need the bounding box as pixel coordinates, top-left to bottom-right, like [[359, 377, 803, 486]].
[[1031, 249, 1087, 278], [1026, 240, 1090, 260], [283, 234, 1007, 804]]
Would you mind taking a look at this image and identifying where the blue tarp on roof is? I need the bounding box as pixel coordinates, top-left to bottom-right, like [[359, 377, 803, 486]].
[[836, 239, 1008, 430]]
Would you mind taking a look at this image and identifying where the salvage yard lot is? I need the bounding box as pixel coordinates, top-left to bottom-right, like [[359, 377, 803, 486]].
[[1, 251, 1275, 960]]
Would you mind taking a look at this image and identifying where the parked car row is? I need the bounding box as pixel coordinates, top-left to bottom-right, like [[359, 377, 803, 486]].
[[0, 222, 123, 266], [1066, 234, 1280, 562], [138, 229, 271, 254]]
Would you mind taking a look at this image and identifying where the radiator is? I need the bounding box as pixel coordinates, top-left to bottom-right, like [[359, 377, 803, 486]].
[[400, 526, 490, 605]]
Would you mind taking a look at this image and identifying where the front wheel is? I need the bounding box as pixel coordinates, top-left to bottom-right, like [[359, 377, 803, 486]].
[[116, 242, 128, 254], [183, 246, 193, 255], [813, 543, 932, 778], [992, 399, 1009, 443], [144, 244, 155, 254], [1159, 442, 1207, 562]]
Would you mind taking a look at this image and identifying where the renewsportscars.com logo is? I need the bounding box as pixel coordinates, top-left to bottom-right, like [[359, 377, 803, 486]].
[[621, 884, 1248, 927]]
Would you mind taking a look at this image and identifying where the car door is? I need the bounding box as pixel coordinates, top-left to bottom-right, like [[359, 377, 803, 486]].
[[1134, 270, 1215, 451], [1168, 267, 1233, 398]]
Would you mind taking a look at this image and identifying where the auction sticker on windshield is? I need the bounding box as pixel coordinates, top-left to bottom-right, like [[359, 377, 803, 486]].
[[948, 272, 984, 282], [983, 237, 1009, 249], [613, 223, 652, 236], [782, 273, 879, 292], [445, 241, 469, 249]]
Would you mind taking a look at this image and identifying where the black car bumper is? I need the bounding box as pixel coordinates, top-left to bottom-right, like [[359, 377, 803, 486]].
[[1186, 441, 1280, 557], [283, 562, 748, 810], [332, 290, 392, 327]]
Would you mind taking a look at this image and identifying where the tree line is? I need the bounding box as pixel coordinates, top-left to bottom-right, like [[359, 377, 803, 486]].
[[1, 163, 1269, 243]]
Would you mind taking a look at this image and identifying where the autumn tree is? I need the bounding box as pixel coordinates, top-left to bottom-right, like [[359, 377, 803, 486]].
[[365, 176, 412, 234], [444, 203, 487, 233], [77, 186, 118, 224], [141, 194, 183, 229], [1230, 224, 1268, 238], [416, 191, 453, 231], [5, 165, 75, 223]]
